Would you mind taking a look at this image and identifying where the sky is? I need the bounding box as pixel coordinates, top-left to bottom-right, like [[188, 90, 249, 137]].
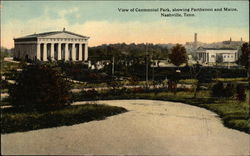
[[1, 1, 249, 48]]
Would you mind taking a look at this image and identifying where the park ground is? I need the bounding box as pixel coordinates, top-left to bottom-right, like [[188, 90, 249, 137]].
[[1, 100, 249, 155], [1, 57, 249, 155]]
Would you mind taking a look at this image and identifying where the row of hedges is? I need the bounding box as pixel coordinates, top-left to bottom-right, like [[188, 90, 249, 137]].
[[36, 61, 247, 83], [149, 66, 247, 80], [72, 82, 248, 102], [211, 82, 247, 101], [102, 65, 247, 81], [72, 86, 195, 101]]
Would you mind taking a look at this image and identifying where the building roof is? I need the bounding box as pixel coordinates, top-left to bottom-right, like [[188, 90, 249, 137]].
[[197, 47, 237, 50], [14, 29, 89, 40]]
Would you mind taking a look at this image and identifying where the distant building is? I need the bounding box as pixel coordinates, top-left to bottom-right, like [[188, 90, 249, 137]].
[[222, 37, 244, 46], [185, 35, 244, 54], [13, 28, 89, 61], [196, 47, 238, 63], [185, 33, 200, 53]]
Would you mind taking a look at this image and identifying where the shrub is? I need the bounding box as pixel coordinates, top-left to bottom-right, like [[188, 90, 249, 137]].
[[211, 82, 236, 98], [113, 87, 132, 95], [0, 79, 9, 90], [78, 89, 99, 100], [197, 69, 213, 83], [224, 83, 235, 97], [133, 87, 145, 94], [236, 84, 246, 101], [8, 64, 72, 110], [211, 81, 224, 97]]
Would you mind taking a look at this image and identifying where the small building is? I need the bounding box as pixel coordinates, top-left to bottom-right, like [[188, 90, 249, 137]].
[[196, 47, 238, 63], [13, 28, 89, 61]]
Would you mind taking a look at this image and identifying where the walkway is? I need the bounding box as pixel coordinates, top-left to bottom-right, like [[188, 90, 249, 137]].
[[1, 100, 249, 155]]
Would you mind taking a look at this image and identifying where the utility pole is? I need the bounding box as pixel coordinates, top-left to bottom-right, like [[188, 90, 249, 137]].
[[112, 56, 115, 76], [145, 43, 149, 88], [152, 59, 155, 81]]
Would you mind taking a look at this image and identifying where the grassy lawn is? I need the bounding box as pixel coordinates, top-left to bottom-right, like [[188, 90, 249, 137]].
[[179, 79, 197, 84], [71, 82, 108, 89], [179, 78, 248, 84], [213, 77, 248, 82], [1, 104, 127, 134], [1, 60, 20, 74]]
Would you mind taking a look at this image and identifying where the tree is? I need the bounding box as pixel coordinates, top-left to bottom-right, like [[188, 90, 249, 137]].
[[238, 42, 249, 79], [88, 43, 169, 77], [168, 44, 187, 94], [169, 44, 187, 66], [9, 64, 72, 111], [189, 62, 202, 98], [239, 42, 249, 69], [236, 84, 246, 101]]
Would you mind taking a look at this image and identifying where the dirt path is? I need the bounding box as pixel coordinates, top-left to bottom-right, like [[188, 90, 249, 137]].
[[1, 100, 249, 155]]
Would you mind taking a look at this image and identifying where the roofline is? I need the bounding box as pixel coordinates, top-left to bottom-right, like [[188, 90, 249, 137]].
[[14, 30, 90, 40], [197, 47, 237, 50], [64, 30, 90, 39]]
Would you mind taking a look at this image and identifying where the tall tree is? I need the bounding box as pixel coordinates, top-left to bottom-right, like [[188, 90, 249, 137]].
[[238, 42, 249, 79], [239, 42, 249, 69], [169, 44, 187, 66], [168, 44, 187, 94]]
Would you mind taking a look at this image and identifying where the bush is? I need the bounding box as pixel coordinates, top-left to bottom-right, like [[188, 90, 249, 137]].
[[106, 87, 132, 96], [236, 84, 246, 101], [211, 82, 235, 98], [8, 64, 72, 111], [224, 83, 235, 97], [0, 79, 9, 90], [197, 69, 213, 83], [78, 89, 100, 100]]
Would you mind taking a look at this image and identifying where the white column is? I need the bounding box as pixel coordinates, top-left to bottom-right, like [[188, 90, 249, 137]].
[[84, 43, 88, 61], [58, 43, 61, 60], [51, 43, 54, 61], [72, 43, 76, 61], [65, 43, 69, 61], [37, 43, 41, 60], [43, 43, 47, 61], [79, 44, 82, 61]]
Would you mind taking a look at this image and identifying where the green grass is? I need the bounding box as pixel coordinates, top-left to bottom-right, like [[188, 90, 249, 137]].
[[1, 60, 20, 74], [213, 77, 248, 82], [179, 79, 197, 84], [1, 104, 127, 134]]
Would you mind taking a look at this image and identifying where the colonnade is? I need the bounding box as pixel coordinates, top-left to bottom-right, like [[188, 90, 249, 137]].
[[36, 42, 88, 61], [198, 52, 209, 63]]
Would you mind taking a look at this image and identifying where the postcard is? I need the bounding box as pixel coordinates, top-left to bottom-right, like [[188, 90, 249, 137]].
[[1, 0, 249, 155]]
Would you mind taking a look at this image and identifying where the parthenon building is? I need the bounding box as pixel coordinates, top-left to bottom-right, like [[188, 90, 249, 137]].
[[13, 28, 89, 61]]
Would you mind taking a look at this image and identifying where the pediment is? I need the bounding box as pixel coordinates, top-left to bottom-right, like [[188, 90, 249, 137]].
[[42, 32, 87, 39]]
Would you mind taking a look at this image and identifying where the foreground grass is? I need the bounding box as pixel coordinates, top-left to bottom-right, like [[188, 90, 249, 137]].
[[1, 60, 20, 74], [1, 104, 127, 134]]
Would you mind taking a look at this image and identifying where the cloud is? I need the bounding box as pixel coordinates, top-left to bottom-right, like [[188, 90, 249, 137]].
[[58, 7, 79, 17]]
